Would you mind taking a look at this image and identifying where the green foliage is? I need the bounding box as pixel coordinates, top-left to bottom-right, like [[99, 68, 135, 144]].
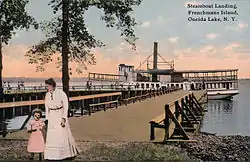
[[0, 0, 38, 44], [25, 0, 141, 73]]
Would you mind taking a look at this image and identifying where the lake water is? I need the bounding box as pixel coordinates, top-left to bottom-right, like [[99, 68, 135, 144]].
[[200, 80, 250, 136], [3, 80, 250, 136]]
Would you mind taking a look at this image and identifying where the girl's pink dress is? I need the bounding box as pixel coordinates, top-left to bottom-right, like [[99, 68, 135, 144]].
[[27, 119, 45, 153]]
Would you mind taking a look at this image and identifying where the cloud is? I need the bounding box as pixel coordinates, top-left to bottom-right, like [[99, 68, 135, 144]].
[[157, 15, 165, 24], [2, 42, 250, 78], [138, 16, 167, 29], [199, 45, 215, 54], [168, 37, 179, 44], [226, 22, 248, 31], [224, 43, 241, 51], [2, 44, 28, 60], [173, 42, 250, 60], [238, 22, 248, 29], [172, 44, 250, 78], [104, 41, 151, 60], [205, 33, 219, 40], [139, 21, 150, 28]]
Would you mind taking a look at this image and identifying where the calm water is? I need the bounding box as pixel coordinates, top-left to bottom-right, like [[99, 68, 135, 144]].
[[200, 80, 250, 136]]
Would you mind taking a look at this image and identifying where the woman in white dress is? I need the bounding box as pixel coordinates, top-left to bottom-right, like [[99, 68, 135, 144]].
[[44, 78, 79, 160]]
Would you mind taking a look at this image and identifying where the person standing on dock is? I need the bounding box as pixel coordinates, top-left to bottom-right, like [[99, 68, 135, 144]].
[[44, 78, 79, 160]]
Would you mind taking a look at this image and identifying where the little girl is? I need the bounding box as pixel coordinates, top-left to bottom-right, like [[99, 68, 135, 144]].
[[27, 109, 45, 160]]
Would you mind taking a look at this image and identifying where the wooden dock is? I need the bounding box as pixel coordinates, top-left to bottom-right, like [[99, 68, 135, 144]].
[[0, 88, 178, 121], [3, 90, 206, 141]]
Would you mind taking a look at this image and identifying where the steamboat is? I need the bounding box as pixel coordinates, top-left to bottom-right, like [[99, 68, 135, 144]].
[[88, 42, 239, 100]]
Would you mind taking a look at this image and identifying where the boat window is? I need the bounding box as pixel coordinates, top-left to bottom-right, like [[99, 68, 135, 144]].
[[156, 84, 160, 88], [146, 84, 149, 88], [176, 84, 179, 88], [171, 84, 174, 87], [141, 83, 144, 88], [151, 84, 154, 88], [218, 83, 220, 88]]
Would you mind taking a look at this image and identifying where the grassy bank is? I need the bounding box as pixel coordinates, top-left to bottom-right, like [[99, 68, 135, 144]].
[[2, 133, 250, 161], [0, 140, 193, 161]]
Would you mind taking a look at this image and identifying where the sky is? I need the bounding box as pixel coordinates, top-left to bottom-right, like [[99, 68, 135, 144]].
[[2, 0, 250, 78]]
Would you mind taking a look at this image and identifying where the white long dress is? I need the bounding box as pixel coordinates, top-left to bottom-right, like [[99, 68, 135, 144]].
[[44, 88, 79, 160]]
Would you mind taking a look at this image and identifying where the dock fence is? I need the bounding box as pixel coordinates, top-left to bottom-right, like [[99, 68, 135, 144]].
[[149, 91, 207, 142]]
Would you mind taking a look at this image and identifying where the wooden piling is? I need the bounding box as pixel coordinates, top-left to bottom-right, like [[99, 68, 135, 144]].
[[12, 97, 15, 116]]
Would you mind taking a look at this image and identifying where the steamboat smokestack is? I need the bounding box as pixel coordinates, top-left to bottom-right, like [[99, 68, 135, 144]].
[[152, 42, 158, 82]]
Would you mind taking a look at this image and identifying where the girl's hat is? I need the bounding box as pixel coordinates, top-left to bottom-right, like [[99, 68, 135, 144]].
[[32, 108, 42, 116]]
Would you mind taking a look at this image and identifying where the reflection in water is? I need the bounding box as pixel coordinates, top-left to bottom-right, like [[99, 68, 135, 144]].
[[201, 80, 250, 136], [200, 100, 238, 135], [207, 100, 233, 115]]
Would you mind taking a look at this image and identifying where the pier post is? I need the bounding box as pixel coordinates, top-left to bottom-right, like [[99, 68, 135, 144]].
[[181, 98, 187, 116], [12, 97, 15, 116], [206, 92, 208, 103], [29, 96, 32, 112], [81, 100, 84, 116], [97, 97, 100, 111], [35, 95, 39, 109], [20, 96, 23, 116], [2, 109, 5, 120], [174, 101, 180, 119], [78, 99, 81, 115], [150, 121, 155, 140], [164, 104, 170, 140]]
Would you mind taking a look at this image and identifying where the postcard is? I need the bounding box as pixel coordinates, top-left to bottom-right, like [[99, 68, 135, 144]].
[[0, 0, 249, 161]]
